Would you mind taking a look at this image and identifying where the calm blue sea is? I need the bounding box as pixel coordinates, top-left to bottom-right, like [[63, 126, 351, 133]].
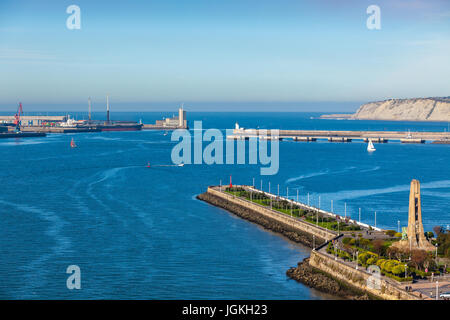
[[0, 112, 449, 299]]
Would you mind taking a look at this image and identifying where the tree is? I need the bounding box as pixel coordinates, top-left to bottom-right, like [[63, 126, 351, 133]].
[[386, 230, 397, 237], [358, 252, 371, 265], [384, 260, 397, 273], [386, 246, 395, 260], [387, 246, 404, 261], [411, 250, 428, 270], [342, 237, 352, 245], [359, 238, 371, 250], [376, 259, 386, 268], [425, 231, 434, 239], [392, 265, 404, 276], [433, 226, 443, 237], [373, 239, 385, 256], [436, 231, 450, 258]]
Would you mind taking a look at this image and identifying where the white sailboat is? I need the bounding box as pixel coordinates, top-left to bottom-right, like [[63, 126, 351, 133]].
[[367, 139, 376, 152]]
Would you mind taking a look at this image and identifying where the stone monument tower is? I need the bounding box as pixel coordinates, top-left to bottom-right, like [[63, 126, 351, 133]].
[[393, 179, 435, 251]]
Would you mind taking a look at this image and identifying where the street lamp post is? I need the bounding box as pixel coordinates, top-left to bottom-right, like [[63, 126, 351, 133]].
[[344, 203, 347, 218], [409, 238, 412, 260], [334, 242, 337, 260], [277, 184, 279, 208], [375, 211, 377, 228], [252, 178, 255, 188], [356, 251, 359, 270], [436, 244, 438, 261], [317, 196, 320, 225], [436, 281, 439, 300], [359, 208, 361, 223], [398, 220, 400, 233]]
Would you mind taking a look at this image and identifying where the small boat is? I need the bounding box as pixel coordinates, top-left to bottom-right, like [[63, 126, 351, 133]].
[[70, 138, 77, 148], [163, 131, 168, 136], [406, 129, 412, 139], [146, 162, 151, 168], [177, 163, 184, 167], [367, 139, 376, 152]]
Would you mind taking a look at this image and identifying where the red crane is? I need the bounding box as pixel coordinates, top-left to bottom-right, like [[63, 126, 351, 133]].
[[14, 102, 23, 132]]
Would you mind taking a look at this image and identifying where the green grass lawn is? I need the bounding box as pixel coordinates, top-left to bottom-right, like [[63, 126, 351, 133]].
[[224, 188, 361, 232]]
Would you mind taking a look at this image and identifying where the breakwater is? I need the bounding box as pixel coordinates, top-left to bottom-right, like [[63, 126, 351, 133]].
[[0, 132, 46, 139], [198, 185, 422, 300], [197, 186, 334, 248], [229, 127, 450, 143], [19, 126, 100, 133]]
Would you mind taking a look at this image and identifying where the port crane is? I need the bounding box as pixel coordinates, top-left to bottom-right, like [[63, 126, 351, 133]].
[[14, 102, 23, 132]]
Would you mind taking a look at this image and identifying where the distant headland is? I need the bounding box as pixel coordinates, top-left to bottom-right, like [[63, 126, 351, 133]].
[[321, 97, 450, 122]]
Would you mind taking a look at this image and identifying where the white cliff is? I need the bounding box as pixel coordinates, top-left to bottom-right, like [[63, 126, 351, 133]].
[[351, 97, 450, 121]]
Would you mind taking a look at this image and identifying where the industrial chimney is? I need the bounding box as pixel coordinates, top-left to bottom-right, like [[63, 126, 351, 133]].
[[88, 97, 91, 122], [106, 95, 110, 123]]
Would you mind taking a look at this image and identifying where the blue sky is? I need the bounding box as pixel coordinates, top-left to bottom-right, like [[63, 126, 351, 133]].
[[0, 0, 449, 111]]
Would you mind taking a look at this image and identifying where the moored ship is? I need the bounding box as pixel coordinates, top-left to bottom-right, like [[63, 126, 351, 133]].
[[97, 121, 143, 131]]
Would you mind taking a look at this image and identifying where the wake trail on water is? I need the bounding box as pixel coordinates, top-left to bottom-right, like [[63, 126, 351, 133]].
[[285, 166, 358, 185], [0, 140, 47, 146], [421, 190, 450, 199], [0, 199, 71, 298], [316, 179, 450, 202], [285, 171, 329, 184], [85, 136, 122, 141], [360, 166, 381, 173], [75, 167, 155, 244], [85, 168, 128, 224]]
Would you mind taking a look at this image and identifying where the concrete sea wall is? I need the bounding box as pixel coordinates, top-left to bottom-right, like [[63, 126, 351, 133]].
[[198, 186, 336, 248], [309, 250, 420, 300]]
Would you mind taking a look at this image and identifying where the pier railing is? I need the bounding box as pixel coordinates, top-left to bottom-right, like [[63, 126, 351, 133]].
[[229, 128, 450, 143], [209, 186, 336, 241], [243, 185, 384, 232]]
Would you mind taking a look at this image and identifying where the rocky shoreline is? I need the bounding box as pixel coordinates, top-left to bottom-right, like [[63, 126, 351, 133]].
[[197, 191, 372, 300], [286, 258, 371, 300], [197, 192, 326, 249]]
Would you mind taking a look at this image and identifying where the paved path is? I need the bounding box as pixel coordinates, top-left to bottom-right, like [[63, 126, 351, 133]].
[[410, 278, 450, 300]]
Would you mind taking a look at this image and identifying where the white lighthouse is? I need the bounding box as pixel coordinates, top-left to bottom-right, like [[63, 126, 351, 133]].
[[178, 105, 187, 128]]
